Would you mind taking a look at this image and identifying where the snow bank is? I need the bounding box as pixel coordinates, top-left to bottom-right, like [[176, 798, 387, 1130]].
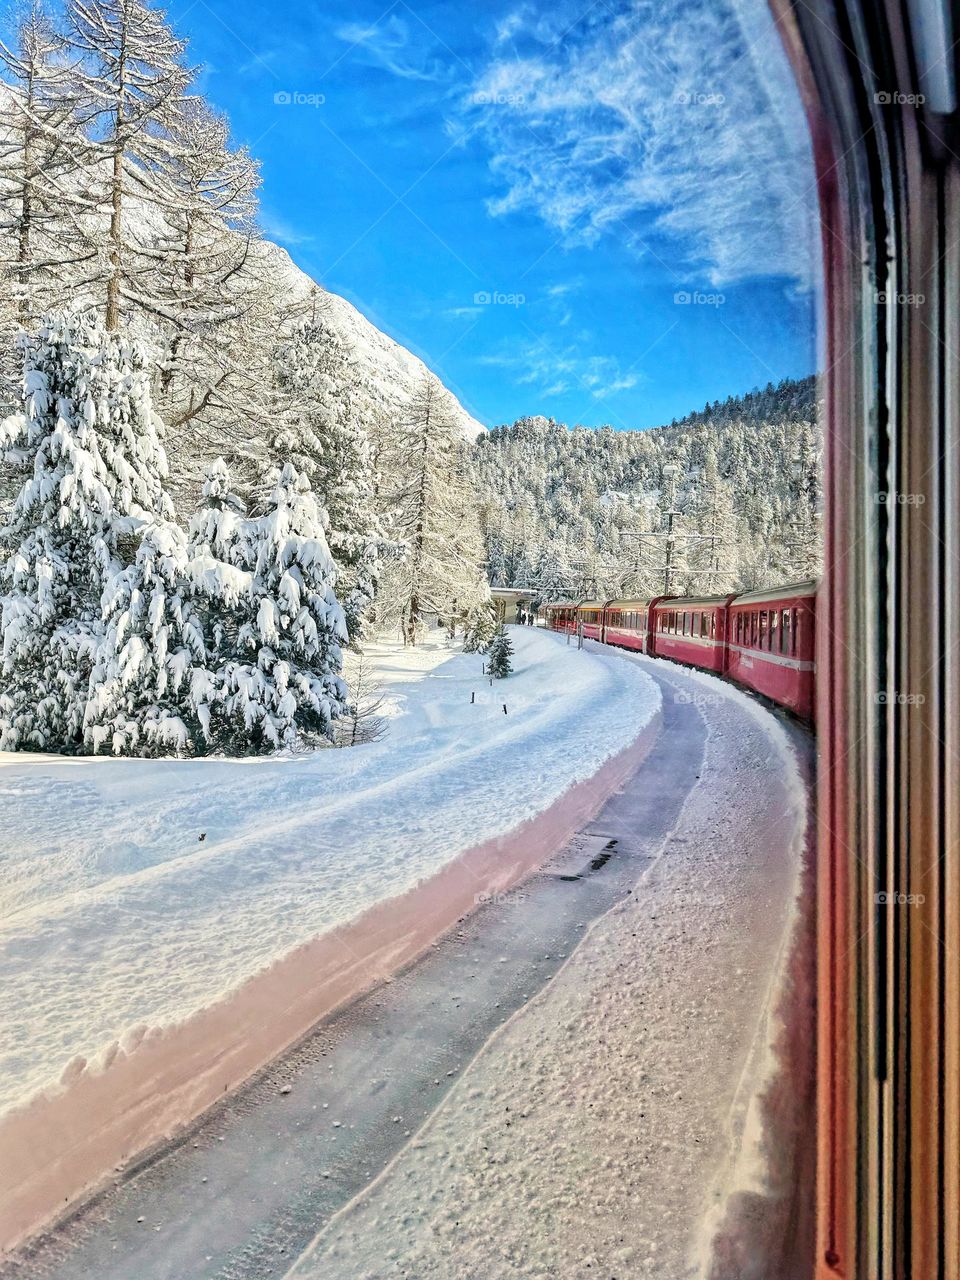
[[0, 627, 660, 1247]]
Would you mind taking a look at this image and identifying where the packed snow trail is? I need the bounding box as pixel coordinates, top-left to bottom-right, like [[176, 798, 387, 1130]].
[[284, 655, 809, 1280], [2, 667, 704, 1280], [0, 627, 657, 1121]]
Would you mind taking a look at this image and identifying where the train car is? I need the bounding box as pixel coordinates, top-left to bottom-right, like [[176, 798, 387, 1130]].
[[650, 594, 735, 674], [726, 581, 817, 722], [603, 596, 672, 655], [542, 601, 578, 634], [576, 600, 608, 642]]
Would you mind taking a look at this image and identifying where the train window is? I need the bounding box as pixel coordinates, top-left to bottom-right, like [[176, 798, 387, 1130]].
[[769, 611, 778, 650], [751, 612, 758, 645], [781, 609, 791, 654], [711, 614, 717, 640]]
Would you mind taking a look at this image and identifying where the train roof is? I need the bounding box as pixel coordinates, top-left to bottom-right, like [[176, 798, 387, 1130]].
[[730, 578, 819, 606], [657, 593, 737, 610], [542, 600, 579, 609], [577, 600, 608, 610]]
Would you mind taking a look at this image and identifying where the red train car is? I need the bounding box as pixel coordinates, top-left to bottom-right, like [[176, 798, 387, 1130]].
[[602, 597, 671, 656], [542, 602, 578, 633], [726, 580, 817, 722], [577, 600, 607, 642], [541, 585, 817, 726], [649, 594, 735, 674]]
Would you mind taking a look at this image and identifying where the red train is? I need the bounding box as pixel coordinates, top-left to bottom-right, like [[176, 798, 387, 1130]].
[[542, 580, 817, 722]]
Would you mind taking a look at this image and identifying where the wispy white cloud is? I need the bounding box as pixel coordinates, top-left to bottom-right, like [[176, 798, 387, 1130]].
[[480, 340, 642, 401], [259, 211, 314, 247], [465, 0, 816, 288], [335, 15, 449, 82]]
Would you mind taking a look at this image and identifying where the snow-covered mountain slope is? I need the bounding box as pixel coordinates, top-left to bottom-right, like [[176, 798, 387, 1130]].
[[262, 241, 485, 445]]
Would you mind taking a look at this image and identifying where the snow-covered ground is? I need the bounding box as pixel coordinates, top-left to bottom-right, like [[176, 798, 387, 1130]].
[[285, 657, 809, 1280], [0, 627, 658, 1121]]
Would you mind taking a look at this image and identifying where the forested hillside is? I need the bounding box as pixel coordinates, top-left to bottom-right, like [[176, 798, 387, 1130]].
[[473, 377, 822, 600]]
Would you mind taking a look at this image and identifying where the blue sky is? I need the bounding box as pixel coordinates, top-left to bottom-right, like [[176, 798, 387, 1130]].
[[178, 0, 815, 428]]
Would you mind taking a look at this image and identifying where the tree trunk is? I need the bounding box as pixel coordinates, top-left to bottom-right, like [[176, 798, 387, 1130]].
[[105, 144, 122, 331]]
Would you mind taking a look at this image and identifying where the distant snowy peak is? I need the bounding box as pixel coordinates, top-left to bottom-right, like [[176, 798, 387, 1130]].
[[262, 241, 486, 444]]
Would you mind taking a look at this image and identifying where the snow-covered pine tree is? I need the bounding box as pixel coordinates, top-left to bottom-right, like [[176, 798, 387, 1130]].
[[533, 541, 574, 604], [0, 2, 91, 339], [148, 97, 285, 457], [0, 311, 171, 750], [381, 375, 487, 645], [207, 462, 348, 752], [270, 317, 385, 642], [487, 624, 513, 679], [179, 458, 254, 752], [66, 0, 194, 330], [334, 646, 387, 747], [462, 599, 498, 653], [683, 441, 737, 594], [83, 517, 209, 754]]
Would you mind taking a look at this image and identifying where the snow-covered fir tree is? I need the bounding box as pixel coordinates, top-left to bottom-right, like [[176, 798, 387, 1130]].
[[83, 517, 210, 755], [270, 317, 386, 641], [462, 599, 497, 653], [0, 312, 171, 750], [205, 462, 348, 752], [487, 624, 513, 679]]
